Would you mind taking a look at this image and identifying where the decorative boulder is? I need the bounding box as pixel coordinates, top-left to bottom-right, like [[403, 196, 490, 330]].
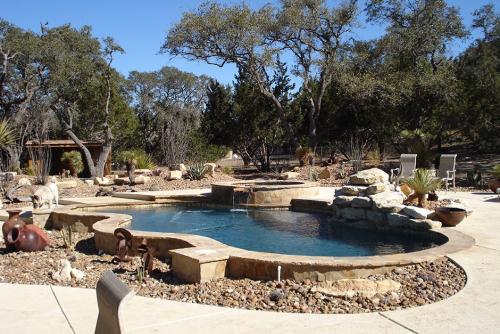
[[134, 175, 151, 184], [366, 182, 386, 195], [166, 170, 183, 180], [17, 177, 31, 187], [403, 206, 431, 220], [340, 185, 367, 196], [311, 279, 401, 298], [94, 177, 114, 186], [203, 163, 217, 177], [351, 197, 372, 208], [318, 168, 331, 180], [279, 171, 300, 180], [113, 178, 130, 186], [52, 259, 72, 282], [332, 196, 355, 207], [57, 180, 78, 189], [370, 191, 405, 211], [178, 164, 187, 173], [349, 168, 389, 186]]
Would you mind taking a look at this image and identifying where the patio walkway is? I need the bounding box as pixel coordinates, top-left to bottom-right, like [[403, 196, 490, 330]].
[[0, 191, 499, 333]]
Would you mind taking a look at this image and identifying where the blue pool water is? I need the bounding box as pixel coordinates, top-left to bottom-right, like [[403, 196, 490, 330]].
[[102, 206, 442, 257]]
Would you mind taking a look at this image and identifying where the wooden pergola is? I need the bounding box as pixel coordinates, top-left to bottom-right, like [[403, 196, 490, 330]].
[[25, 139, 111, 177]]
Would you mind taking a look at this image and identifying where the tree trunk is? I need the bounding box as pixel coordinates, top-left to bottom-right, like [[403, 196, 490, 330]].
[[417, 193, 427, 208], [127, 162, 136, 185]]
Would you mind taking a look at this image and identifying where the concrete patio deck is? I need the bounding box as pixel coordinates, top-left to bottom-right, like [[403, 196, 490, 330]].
[[0, 191, 499, 333]]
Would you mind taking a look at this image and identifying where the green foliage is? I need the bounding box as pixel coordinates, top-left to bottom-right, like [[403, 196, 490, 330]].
[[492, 165, 500, 181], [403, 169, 442, 206], [221, 166, 234, 175], [0, 121, 16, 148], [116, 149, 156, 170], [189, 132, 228, 163], [185, 163, 206, 181], [22, 166, 35, 176], [60, 150, 84, 176]]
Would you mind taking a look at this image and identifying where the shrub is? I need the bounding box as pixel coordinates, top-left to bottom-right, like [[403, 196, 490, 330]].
[[61, 150, 84, 177], [221, 166, 234, 175], [116, 149, 156, 170], [22, 166, 35, 176], [403, 169, 442, 207], [295, 146, 315, 166], [492, 165, 500, 181], [185, 163, 206, 180]]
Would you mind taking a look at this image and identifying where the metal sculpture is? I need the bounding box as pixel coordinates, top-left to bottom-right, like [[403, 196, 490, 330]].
[[113, 228, 133, 263]]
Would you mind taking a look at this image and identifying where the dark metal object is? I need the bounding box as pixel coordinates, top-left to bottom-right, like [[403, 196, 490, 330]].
[[2, 209, 26, 250], [137, 239, 153, 274], [435, 207, 467, 227], [113, 228, 132, 263]]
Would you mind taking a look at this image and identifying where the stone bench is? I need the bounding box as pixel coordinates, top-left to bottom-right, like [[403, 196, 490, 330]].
[[171, 247, 229, 283]]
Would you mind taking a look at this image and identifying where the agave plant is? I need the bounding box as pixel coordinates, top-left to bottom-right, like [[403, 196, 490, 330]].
[[185, 163, 206, 181], [403, 168, 442, 207]]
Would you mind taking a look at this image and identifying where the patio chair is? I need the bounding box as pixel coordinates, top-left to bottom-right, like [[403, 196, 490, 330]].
[[437, 154, 457, 191], [390, 154, 417, 184]]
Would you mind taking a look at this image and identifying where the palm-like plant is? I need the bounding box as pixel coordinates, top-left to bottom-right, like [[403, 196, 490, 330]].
[[0, 120, 16, 149], [403, 168, 442, 207]]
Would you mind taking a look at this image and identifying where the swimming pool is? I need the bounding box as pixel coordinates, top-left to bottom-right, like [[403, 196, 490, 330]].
[[101, 206, 443, 257]]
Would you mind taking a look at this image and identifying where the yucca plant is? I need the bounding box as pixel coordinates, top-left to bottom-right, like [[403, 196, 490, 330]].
[[117, 149, 156, 170], [0, 120, 17, 149], [61, 150, 84, 177], [185, 163, 206, 180], [403, 168, 442, 207]]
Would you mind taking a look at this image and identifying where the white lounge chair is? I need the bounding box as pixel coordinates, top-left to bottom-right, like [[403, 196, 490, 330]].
[[390, 154, 417, 184], [437, 154, 457, 191]]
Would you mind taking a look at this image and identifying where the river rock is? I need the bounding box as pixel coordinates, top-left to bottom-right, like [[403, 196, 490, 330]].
[[311, 279, 401, 298], [349, 168, 389, 185], [403, 206, 431, 219], [366, 182, 386, 195]]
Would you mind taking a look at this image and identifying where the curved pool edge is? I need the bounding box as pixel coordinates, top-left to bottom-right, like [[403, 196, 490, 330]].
[[37, 201, 476, 282]]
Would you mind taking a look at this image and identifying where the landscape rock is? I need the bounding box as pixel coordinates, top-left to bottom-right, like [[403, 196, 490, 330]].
[[366, 210, 387, 224], [166, 170, 183, 180], [318, 168, 331, 180], [332, 196, 355, 207], [340, 185, 367, 196], [134, 175, 151, 184], [340, 207, 366, 220], [51, 259, 72, 282], [113, 178, 131, 186], [366, 182, 386, 195], [178, 164, 187, 173], [351, 197, 372, 208], [279, 171, 300, 180], [403, 206, 431, 219], [94, 177, 113, 186], [57, 180, 78, 189], [17, 177, 31, 187], [203, 163, 217, 177], [370, 191, 405, 211], [70, 268, 85, 282], [84, 179, 94, 186], [311, 279, 401, 298], [349, 168, 389, 186]]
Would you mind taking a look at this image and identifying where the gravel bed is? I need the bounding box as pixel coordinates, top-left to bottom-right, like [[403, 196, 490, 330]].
[[0, 231, 466, 314]]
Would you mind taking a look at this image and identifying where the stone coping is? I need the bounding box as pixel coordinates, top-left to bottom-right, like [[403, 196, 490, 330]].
[[40, 199, 476, 281], [211, 179, 319, 191]]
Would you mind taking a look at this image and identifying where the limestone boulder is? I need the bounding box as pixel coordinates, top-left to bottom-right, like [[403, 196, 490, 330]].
[[318, 168, 331, 180], [17, 177, 31, 187], [52, 259, 72, 282], [113, 177, 130, 186], [403, 206, 431, 219], [332, 196, 355, 207], [340, 207, 366, 220], [57, 180, 78, 189], [351, 197, 372, 208], [94, 177, 114, 186], [203, 163, 217, 177], [366, 182, 386, 195], [311, 279, 401, 298], [70, 268, 85, 282], [366, 210, 387, 224], [166, 170, 183, 180], [84, 179, 94, 186], [370, 191, 405, 211], [279, 171, 300, 180], [387, 213, 436, 230], [134, 175, 151, 184], [340, 185, 367, 196], [349, 168, 389, 186]]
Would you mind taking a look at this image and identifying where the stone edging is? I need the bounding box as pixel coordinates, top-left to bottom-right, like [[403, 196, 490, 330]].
[[36, 200, 476, 282]]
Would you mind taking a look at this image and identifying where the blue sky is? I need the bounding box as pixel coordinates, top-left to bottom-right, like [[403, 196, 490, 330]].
[[2, 0, 492, 84]]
